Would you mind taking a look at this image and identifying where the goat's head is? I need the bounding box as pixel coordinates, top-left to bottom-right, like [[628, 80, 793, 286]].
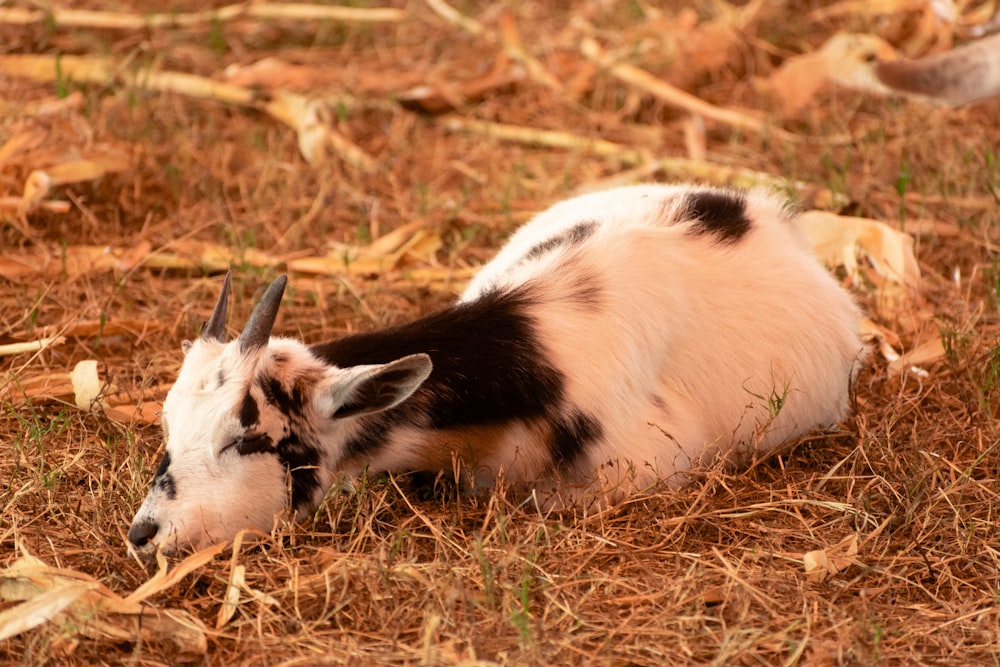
[[127, 274, 432, 555]]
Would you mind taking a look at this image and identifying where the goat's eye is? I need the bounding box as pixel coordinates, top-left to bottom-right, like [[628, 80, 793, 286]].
[[229, 433, 272, 456]]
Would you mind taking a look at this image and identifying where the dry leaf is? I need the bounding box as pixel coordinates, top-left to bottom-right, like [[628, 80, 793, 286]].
[[0, 548, 207, 652], [216, 530, 247, 629], [19, 170, 51, 216], [102, 401, 162, 426], [888, 336, 946, 377], [289, 222, 443, 277], [2, 371, 75, 406], [69, 360, 102, 411], [3, 359, 109, 409], [803, 533, 859, 581], [140, 239, 273, 273], [0, 580, 93, 641], [365, 220, 429, 257], [217, 535, 279, 622], [45, 153, 130, 185], [125, 541, 228, 604], [814, 212, 920, 320], [403, 229, 444, 262], [103, 386, 167, 425], [860, 317, 906, 366], [0, 126, 47, 169], [795, 211, 921, 289], [217, 563, 245, 628]]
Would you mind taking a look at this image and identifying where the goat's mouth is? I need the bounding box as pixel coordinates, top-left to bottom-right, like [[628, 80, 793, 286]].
[[126, 517, 190, 559], [126, 517, 160, 551]]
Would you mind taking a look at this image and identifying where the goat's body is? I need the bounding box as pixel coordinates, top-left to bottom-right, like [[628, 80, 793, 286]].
[[129, 184, 864, 553], [312, 184, 862, 505]]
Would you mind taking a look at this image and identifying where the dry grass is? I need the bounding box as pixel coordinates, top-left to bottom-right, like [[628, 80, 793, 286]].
[[1, 1, 999, 664]]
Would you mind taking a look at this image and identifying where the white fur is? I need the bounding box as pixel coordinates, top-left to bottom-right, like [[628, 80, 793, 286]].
[[465, 184, 863, 500]]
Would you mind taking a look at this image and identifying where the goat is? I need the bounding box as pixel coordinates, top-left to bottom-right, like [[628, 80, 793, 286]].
[[127, 184, 865, 554], [874, 31, 1000, 108]]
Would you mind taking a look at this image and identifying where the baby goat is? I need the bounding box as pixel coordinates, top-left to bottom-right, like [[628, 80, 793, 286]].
[[128, 184, 864, 554]]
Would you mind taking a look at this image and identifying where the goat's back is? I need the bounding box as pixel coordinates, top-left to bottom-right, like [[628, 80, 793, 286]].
[[461, 184, 863, 500]]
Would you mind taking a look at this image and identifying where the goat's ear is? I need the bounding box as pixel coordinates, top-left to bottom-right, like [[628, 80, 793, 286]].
[[318, 354, 432, 420]]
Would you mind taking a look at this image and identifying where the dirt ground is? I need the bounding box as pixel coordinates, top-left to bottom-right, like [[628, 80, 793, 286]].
[[1, 1, 999, 665]]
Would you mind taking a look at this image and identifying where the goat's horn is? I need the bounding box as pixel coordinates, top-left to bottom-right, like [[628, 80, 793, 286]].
[[202, 271, 232, 342], [239, 275, 287, 353]]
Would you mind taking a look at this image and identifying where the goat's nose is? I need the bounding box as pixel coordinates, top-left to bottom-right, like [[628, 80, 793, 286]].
[[127, 519, 159, 549]]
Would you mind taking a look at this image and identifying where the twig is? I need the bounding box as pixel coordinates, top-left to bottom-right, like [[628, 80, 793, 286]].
[[498, 11, 562, 92], [440, 116, 647, 164], [579, 37, 776, 136], [440, 116, 845, 208], [581, 37, 858, 145], [0, 55, 376, 171], [0, 3, 405, 30], [264, 91, 376, 171], [423, 0, 484, 36], [0, 197, 71, 213], [0, 336, 65, 358]]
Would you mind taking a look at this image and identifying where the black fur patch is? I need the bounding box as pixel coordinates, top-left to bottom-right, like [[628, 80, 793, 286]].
[[549, 410, 603, 468], [311, 286, 565, 459], [236, 432, 272, 456], [260, 375, 310, 417], [238, 391, 259, 428], [567, 221, 598, 244], [152, 450, 177, 500], [342, 417, 392, 459], [524, 221, 598, 262], [684, 190, 752, 245], [274, 432, 321, 512]]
